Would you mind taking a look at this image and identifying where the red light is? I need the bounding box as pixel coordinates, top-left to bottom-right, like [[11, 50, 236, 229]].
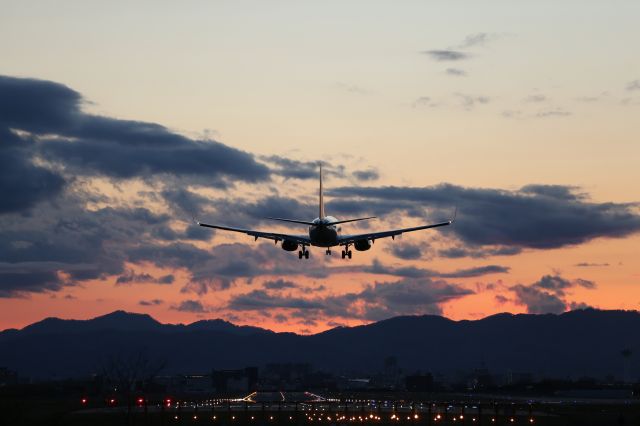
[[138, 398, 144, 404], [109, 398, 116, 405], [81, 398, 88, 405]]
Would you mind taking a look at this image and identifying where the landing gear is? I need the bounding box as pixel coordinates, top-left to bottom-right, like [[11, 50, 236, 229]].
[[326, 249, 331, 255], [341, 249, 353, 259], [298, 248, 310, 259]]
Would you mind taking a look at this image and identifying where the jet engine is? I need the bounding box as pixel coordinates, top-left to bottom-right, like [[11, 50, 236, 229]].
[[354, 239, 372, 251], [281, 240, 299, 251]]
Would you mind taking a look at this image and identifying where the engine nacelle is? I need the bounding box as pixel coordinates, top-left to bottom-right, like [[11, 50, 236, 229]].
[[281, 240, 299, 251], [354, 239, 372, 251]]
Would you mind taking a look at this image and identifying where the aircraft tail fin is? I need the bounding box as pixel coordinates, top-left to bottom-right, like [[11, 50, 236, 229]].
[[319, 164, 325, 219]]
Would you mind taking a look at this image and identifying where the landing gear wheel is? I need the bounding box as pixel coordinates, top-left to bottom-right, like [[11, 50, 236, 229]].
[[347, 250, 352, 259], [326, 249, 331, 255], [298, 250, 303, 259], [341, 250, 346, 259], [304, 250, 309, 259]]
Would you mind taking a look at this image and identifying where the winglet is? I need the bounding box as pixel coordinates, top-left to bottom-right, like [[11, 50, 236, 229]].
[[449, 206, 458, 224]]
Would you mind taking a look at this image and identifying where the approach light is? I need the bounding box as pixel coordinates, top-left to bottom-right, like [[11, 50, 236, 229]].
[[81, 398, 88, 405]]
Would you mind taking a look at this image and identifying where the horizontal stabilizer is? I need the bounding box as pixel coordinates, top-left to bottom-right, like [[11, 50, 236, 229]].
[[265, 217, 316, 226], [329, 216, 377, 226]]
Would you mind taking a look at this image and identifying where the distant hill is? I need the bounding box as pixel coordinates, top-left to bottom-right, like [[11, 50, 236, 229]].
[[0, 309, 638, 380]]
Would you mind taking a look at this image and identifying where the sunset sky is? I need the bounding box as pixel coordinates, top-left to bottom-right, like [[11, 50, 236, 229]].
[[1, 0, 639, 334]]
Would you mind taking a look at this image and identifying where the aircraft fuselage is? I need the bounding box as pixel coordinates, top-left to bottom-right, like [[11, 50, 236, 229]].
[[308, 216, 339, 247]]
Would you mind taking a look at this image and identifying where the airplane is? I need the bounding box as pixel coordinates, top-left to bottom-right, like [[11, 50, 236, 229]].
[[196, 165, 454, 259]]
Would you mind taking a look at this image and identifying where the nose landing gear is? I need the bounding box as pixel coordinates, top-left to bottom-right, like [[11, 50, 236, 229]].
[[326, 249, 331, 255]]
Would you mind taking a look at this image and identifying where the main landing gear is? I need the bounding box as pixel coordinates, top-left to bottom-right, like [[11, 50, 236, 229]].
[[298, 248, 310, 259], [341, 248, 352, 259]]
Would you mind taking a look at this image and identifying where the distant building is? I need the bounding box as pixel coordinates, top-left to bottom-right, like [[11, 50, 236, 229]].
[[405, 373, 434, 392], [0, 367, 18, 386], [212, 367, 258, 393], [261, 363, 311, 390]]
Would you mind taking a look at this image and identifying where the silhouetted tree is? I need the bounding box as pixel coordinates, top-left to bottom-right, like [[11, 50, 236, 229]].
[[101, 349, 165, 425]]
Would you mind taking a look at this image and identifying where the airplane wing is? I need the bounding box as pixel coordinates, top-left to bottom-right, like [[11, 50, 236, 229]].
[[337, 220, 453, 246], [196, 221, 312, 245]]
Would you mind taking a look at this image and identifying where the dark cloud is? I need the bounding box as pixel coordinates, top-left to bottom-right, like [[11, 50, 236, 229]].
[[494, 294, 509, 304], [388, 243, 424, 260], [263, 279, 299, 290], [0, 128, 67, 214], [162, 188, 210, 216], [455, 93, 490, 109], [328, 184, 640, 251], [439, 245, 521, 259], [139, 299, 164, 306], [262, 156, 319, 180], [363, 259, 508, 279], [575, 262, 610, 267], [0, 75, 270, 185], [227, 278, 473, 321], [439, 265, 510, 278], [0, 263, 67, 298], [524, 94, 547, 103], [352, 169, 379, 182], [228, 290, 325, 311], [173, 299, 207, 313], [335, 82, 370, 95], [207, 196, 314, 228], [423, 50, 470, 61], [412, 97, 439, 108], [509, 275, 596, 314], [446, 68, 466, 77], [535, 108, 571, 118], [115, 270, 174, 285], [511, 283, 566, 314], [458, 32, 504, 48], [626, 80, 640, 91]]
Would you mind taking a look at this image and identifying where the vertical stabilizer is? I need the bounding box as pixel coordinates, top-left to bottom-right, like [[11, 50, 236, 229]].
[[319, 164, 325, 219]]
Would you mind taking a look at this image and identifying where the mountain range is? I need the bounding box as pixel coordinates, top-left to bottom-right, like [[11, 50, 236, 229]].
[[1, 309, 638, 380]]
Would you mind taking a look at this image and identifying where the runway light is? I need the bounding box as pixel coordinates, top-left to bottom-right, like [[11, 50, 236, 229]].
[[81, 398, 88, 405], [193, 415, 198, 420], [414, 414, 419, 419], [530, 419, 535, 423]]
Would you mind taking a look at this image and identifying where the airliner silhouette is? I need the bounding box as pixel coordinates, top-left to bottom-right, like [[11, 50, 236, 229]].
[[197, 166, 454, 259]]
